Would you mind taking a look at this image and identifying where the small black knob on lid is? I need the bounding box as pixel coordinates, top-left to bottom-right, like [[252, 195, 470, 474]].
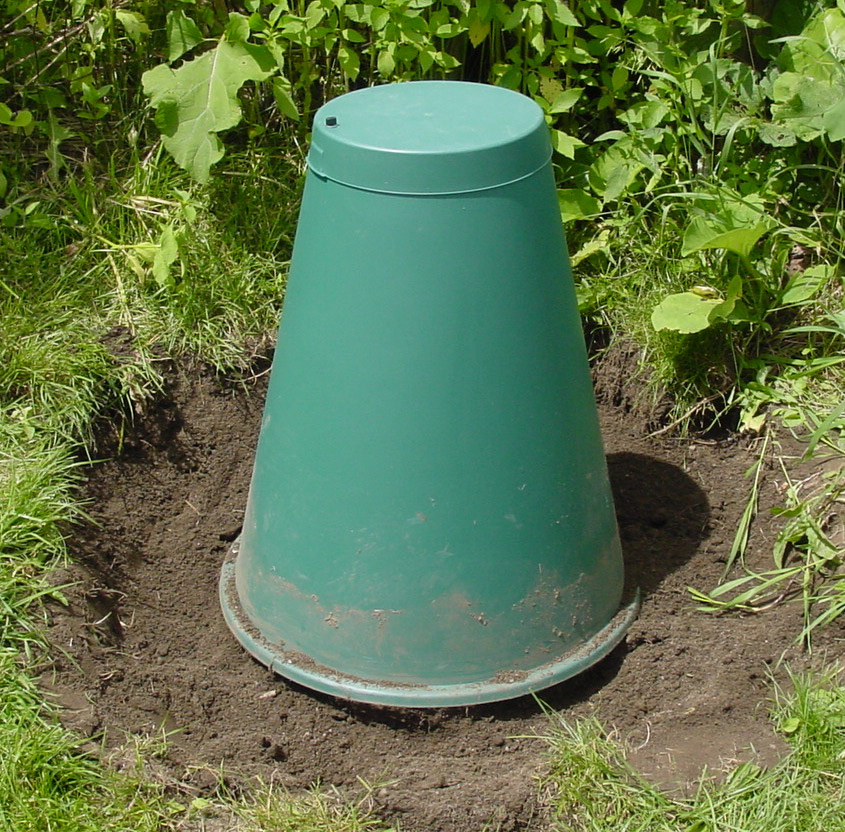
[[326, 116, 338, 127]]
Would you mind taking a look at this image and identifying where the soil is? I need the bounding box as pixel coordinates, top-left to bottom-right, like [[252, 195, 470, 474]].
[[42, 343, 845, 832]]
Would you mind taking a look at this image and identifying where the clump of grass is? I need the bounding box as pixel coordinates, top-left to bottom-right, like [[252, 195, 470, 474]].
[[0, 415, 85, 655], [688, 436, 845, 648], [86, 148, 296, 373], [223, 781, 394, 832], [0, 137, 372, 832], [0, 650, 184, 832], [540, 667, 845, 832]]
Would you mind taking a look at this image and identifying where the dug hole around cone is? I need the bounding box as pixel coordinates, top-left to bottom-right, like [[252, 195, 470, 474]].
[[220, 81, 639, 707]]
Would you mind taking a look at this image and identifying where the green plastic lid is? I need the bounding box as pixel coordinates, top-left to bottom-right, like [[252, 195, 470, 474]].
[[308, 81, 551, 195]]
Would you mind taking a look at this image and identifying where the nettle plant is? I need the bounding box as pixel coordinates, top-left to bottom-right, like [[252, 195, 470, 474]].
[[139, 0, 774, 181], [139, 0, 600, 183], [1, 0, 770, 188], [140, 1, 468, 183], [649, 4, 845, 337]]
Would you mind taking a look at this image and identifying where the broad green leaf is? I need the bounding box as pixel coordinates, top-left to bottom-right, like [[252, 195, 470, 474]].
[[468, 15, 490, 46], [681, 214, 775, 258], [744, 13, 768, 29], [551, 1, 578, 26], [371, 7, 390, 31], [618, 99, 668, 129], [225, 12, 251, 43], [341, 28, 367, 43], [377, 49, 395, 76], [0, 104, 32, 128], [539, 76, 564, 104], [504, 5, 526, 29], [703, 275, 742, 322], [588, 140, 644, 201], [651, 292, 722, 333], [757, 121, 797, 147], [708, 294, 737, 322], [781, 265, 834, 305], [549, 87, 583, 113], [740, 410, 767, 434], [571, 229, 610, 266], [611, 65, 628, 91], [132, 242, 158, 265], [115, 10, 150, 42], [166, 10, 203, 62], [823, 95, 845, 141], [338, 43, 360, 80], [771, 72, 843, 141], [476, 0, 493, 21], [551, 130, 585, 159], [782, 9, 845, 74], [418, 48, 435, 73], [603, 162, 631, 202], [558, 188, 601, 221], [38, 86, 68, 109], [435, 22, 463, 37], [272, 77, 299, 121], [142, 40, 276, 182], [434, 51, 460, 70], [305, 1, 325, 29], [152, 226, 179, 287]]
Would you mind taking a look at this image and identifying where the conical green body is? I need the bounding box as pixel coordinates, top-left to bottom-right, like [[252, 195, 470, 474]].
[[220, 82, 637, 706]]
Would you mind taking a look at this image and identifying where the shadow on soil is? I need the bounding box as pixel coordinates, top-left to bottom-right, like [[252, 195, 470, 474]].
[[608, 451, 711, 597]]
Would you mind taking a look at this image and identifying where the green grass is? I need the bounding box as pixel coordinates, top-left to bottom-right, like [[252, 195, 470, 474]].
[[0, 146, 350, 832], [2, 149, 294, 384], [0, 657, 179, 832], [221, 782, 394, 832], [541, 668, 845, 832]]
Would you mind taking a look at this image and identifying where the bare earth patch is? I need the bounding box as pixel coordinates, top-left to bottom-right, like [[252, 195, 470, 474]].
[[43, 352, 844, 831]]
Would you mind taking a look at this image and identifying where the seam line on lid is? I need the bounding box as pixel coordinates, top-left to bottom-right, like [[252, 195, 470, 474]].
[[306, 150, 553, 196]]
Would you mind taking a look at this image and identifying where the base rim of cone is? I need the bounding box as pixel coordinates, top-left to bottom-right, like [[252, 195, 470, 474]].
[[219, 541, 639, 708]]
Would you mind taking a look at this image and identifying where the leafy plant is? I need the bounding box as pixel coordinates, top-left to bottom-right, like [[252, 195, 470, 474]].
[[690, 441, 845, 647], [541, 667, 845, 832], [142, 22, 277, 183], [651, 194, 777, 334]]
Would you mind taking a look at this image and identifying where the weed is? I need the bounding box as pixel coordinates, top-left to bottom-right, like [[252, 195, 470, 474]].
[[228, 781, 394, 832], [690, 409, 844, 647], [540, 666, 845, 832]]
